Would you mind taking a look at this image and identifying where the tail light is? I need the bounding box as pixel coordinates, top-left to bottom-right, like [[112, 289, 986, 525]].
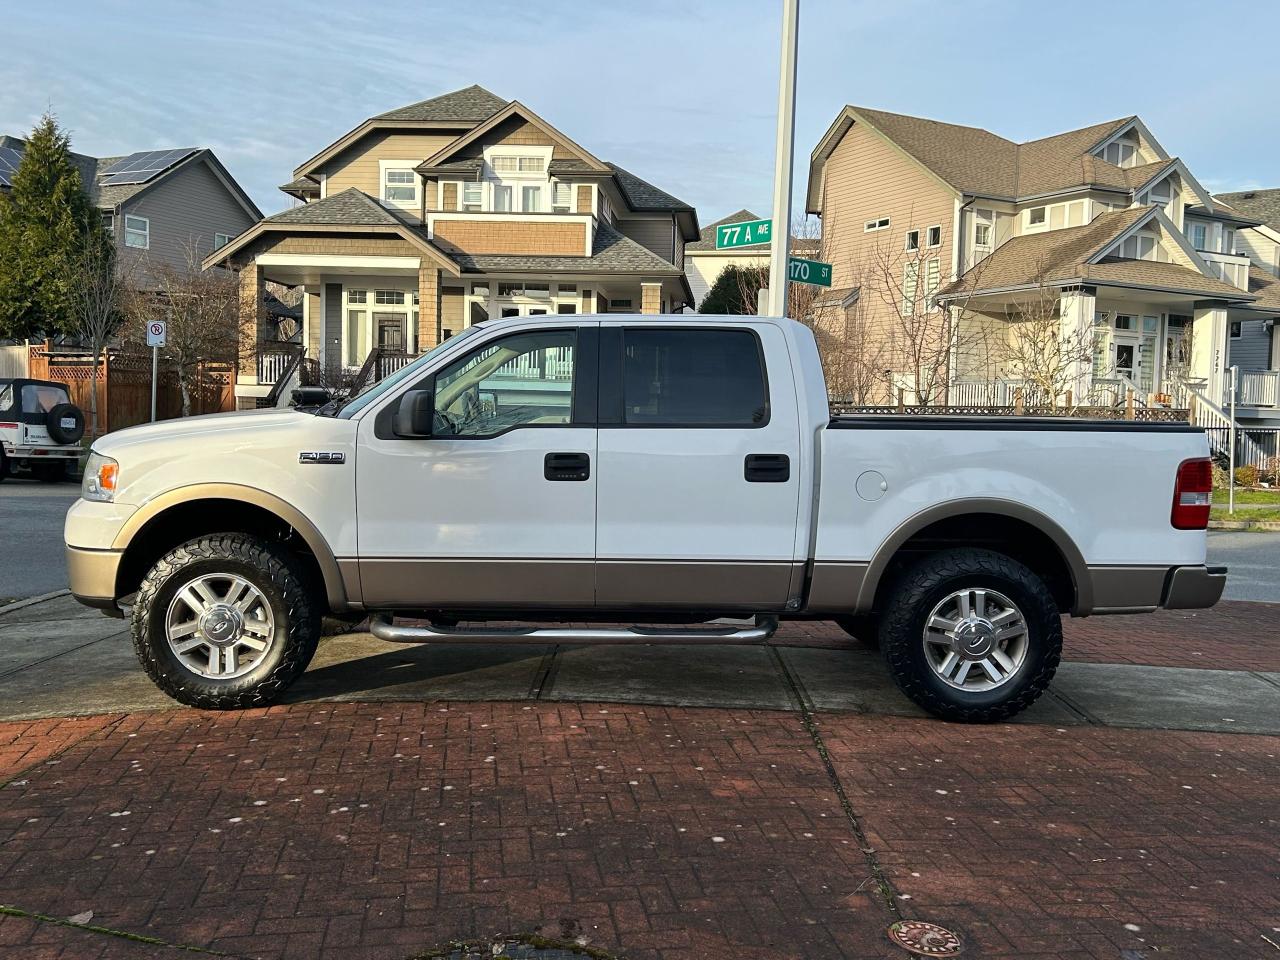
[[1171, 458, 1212, 529]]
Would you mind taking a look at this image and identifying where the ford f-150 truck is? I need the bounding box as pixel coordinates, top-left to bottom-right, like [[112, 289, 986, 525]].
[[64, 314, 1226, 721]]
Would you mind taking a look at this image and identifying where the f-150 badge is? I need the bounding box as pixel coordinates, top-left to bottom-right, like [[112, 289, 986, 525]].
[[298, 451, 345, 464]]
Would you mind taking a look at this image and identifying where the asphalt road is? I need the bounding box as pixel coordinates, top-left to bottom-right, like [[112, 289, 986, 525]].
[[0, 482, 1276, 603], [0, 479, 79, 602]]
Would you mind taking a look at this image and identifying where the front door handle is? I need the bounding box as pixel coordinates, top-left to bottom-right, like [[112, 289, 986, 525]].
[[744, 453, 790, 483], [545, 451, 591, 481]]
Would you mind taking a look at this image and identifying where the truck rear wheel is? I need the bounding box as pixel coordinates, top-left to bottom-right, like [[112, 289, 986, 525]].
[[130, 534, 320, 710], [878, 548, 1060, 722]]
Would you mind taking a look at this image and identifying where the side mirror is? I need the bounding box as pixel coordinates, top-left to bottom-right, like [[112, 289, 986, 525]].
[[394, 389, 435, 438]]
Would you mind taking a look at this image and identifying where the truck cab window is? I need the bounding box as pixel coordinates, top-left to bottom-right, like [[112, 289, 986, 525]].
[[621, 328, 767, 426], [433, 330, 576, 438]]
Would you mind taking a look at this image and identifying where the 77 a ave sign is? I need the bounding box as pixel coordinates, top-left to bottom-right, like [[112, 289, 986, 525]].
[[716, 218, 772, 249]]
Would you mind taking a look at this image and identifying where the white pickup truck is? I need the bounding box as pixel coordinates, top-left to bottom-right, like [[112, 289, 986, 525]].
[[65, 314, 1225, 721]]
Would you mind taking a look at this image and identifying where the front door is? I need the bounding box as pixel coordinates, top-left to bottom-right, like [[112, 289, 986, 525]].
[[355, 323, 598, 609], [593, 322, 803, 611], [374, 312, 405, 351]]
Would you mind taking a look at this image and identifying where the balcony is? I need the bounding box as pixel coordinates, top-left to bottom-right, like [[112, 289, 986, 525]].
[[1234, 371, 1280, 408], [256, 341, 304, 385]]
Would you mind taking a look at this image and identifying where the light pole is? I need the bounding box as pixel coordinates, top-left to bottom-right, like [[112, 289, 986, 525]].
[[765, 0, 799, 318]]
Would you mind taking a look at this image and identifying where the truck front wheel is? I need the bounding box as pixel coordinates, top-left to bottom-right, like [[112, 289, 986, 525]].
[[130, 534, 320, 709], [878, 548, 1061, 722]]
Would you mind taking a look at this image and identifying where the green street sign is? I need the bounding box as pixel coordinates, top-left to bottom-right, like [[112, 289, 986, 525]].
[[715, 218, 772, 249], [788, 256, 832, 287]]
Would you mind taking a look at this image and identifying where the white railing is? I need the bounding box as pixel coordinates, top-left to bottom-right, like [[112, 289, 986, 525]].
[[1203, 427, 1280, 470], [1237, 371, 1280, 408], [494, 347, 574, 382], [948, 378, 1128, 408]]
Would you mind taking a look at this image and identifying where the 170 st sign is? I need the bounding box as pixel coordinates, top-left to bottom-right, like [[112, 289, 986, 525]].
[[715, 218, 833, 289]]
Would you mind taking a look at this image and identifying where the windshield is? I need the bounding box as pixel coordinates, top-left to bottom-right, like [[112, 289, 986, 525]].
[[21, 383, 70, 414], [335, 327, 485, 419]]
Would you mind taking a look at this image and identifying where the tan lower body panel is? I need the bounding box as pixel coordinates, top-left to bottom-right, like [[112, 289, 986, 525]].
[[805, 561, 870, 613], [1086, 565, 1169, 613], [350, 557, 798, 611], [595, 560, 799, 610], [66, 546, 122, 604]]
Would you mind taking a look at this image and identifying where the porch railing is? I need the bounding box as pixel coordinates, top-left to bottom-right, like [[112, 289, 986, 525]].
[[257, 341, 304, 385], [1236, 371, 1280, 408]]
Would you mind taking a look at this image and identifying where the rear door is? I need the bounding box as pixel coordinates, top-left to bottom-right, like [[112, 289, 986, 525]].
[[593, 321, 803, 611]]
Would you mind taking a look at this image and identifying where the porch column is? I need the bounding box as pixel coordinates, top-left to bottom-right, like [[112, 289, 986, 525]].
[[1191, 302, 1229, 404], [418, 265, 441, 352], [641, 281, 662, 315], [237, 262, 267, 384], [1058, 285, 1096, 400]]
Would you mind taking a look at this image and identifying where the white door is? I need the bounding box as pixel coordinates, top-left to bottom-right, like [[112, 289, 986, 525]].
[[355, 322, 597, 609], [594, 322, 803, 611]]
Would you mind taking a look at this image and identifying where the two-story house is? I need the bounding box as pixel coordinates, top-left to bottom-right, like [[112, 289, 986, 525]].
[[0, 135, 261, 283], [806, 107, 1280, 411], [1212, 188, 1280, 424], [207, 85, 699, 408]]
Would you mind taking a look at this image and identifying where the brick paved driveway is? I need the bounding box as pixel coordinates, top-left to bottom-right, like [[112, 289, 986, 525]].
[[2, 701, 1278, 960]]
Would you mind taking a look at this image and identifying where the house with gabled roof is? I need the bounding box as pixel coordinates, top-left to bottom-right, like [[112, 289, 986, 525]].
[[208, 85, 699, 408], [0, 134, 261, 284], [806, 106, 1275, 411]]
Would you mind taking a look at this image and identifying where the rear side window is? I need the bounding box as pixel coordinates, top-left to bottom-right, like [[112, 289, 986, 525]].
[[622, 328, 768, 426]]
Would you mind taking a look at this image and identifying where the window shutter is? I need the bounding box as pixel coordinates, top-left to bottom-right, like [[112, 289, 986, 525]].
[[902, 262, 919, 316]]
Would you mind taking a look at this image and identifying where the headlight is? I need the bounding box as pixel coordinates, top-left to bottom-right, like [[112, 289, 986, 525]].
[[82, 452, 120, 502]]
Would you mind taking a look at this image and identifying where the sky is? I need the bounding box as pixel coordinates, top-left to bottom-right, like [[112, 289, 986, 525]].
[[2, 0, 1278, 228]]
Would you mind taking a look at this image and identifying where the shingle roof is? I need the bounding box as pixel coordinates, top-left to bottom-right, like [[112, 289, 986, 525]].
[[1244, 266, 1280, 311], [374, 85, 508, 123], [262, 188, 412, 226], [548, 159, 600, 176], [417, 158, 484, 177], [1123, 159, 1176, 190], [606, 162, 693, 212], [279, 176, 320, 195], [1215, 188, 1280, 232], [687, 209, 766, 251], [834, 108, 1139, 200], [935, 207, 1247, 301], [450, 219, 680, 275]]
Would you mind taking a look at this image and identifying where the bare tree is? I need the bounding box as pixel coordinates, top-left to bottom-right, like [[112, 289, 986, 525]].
[[64, 227, 133, 439], [804, 293, 887, 404], [123, 243, 238, 417], [990, 281, 1104, 408]]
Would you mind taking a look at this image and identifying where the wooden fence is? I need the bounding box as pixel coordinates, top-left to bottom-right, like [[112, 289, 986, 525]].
[[27, 344, 234, 436]]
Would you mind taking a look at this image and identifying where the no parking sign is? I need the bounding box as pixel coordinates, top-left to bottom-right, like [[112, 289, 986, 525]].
[[146, 320, 167, 347]]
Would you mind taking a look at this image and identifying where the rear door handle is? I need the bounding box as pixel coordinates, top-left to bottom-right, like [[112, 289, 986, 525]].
[[744, 453, 790, 483], [545, 451, 591, 481]]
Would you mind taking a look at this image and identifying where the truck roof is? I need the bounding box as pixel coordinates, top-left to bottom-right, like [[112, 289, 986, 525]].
[[472, 312, 793, 330]]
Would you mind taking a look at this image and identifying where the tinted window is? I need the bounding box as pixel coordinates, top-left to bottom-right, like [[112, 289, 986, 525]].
[[21, 384, 69, 414], [622, 329, 767, 426], [434, 329, 577, 438]]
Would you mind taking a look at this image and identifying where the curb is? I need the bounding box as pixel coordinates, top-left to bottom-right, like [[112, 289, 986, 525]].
[[1209, 520, 1280, 531], [0, 589, 71, 616]]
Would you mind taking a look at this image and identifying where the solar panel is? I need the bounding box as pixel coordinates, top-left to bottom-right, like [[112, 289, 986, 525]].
[[0, 145, 23, 188], [99, 147, 197, 186]]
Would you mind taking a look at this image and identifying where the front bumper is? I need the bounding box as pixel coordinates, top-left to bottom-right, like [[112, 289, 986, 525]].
[[66, 545, 124, 616], [1162, 564, 1228, 610]]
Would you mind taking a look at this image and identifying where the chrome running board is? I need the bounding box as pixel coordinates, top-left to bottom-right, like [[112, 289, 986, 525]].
[[369, 615, 779, 645]]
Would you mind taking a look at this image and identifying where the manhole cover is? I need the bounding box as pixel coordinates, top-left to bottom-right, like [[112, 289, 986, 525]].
[[887, 919, 963, 957]]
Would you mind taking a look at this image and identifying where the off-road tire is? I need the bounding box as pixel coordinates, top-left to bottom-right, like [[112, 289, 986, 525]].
[[130, 534, 320, 709], [878, 548, 1061, 723], [834, 613, 879, 646]]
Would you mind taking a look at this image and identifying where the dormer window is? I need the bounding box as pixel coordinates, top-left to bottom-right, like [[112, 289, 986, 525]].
[[1027, 206, 1046, 227], [492, 155, 544, 174]]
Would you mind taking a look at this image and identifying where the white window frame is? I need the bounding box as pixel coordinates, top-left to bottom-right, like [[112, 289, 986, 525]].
[[1230, 320, 1243, 340], [124, 214, 149, 249], [864, 216, 890, 232], [214, 232, 232, 250], [461, 181, 483, 212], [378, 160, 420, 210], [552, 181, 574, 213], [926, 225, 942, 248], [902, 261, 919, 316], [1026, 206, 1047, 229], [904, 229, 920, 251], [1188, 222, 1207, 249], [973, 208, 993, 249]]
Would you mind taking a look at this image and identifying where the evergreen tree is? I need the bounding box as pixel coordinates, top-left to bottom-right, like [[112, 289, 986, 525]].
[[698, 263, 769, 315], [0, 113, 102, 338]]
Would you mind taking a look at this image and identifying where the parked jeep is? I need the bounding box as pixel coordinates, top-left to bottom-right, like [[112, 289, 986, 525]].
[[0, 378, 86, 482]]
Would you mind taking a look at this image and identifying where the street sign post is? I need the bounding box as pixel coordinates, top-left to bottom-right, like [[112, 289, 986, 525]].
[[788, 256, 832, 287], [715, 218, 772, 250], [146, 321, 166, 422], [765, 0, 799, 317]]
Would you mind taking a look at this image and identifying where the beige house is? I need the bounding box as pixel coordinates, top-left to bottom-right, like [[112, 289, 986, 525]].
[[684, 209, 769, 308], [207, 85, 698, 407], [806, 107, 1280, 408]]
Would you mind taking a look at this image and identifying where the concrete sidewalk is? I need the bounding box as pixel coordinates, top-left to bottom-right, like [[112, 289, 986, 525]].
[[3, 594, 1279, 734]]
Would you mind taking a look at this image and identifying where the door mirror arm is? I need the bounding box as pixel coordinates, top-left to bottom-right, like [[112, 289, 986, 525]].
[[394, 388, 435, 438]]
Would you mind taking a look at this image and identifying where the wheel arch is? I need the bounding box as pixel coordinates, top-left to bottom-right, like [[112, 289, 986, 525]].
[[111, 484, 350, 611], [858, 498, 1092, 615]]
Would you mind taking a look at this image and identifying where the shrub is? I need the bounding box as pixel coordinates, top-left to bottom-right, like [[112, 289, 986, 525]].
[[1260, 455, 1280, 486], [1234, 464, 1259, 488], [1212, 463, 1230, 490]]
